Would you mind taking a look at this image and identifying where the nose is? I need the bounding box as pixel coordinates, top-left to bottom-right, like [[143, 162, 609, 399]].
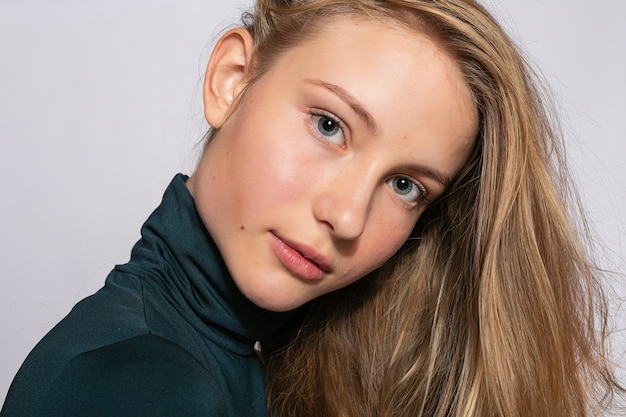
[[312, 172, 374, 241]]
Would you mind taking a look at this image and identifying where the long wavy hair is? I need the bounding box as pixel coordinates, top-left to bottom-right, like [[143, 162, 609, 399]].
[[221, 0, 622, 415]]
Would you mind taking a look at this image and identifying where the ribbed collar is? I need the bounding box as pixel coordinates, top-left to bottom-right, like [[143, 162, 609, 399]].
[[125, 174, 293, 355]]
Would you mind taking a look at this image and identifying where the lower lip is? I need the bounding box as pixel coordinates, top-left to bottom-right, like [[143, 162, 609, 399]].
[[270, 234, 325, 281]]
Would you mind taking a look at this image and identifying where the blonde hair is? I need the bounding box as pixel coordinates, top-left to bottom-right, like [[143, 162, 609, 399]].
[[227, 0, 622, 416]]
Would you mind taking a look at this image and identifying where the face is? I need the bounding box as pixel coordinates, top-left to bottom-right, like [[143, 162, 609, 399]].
[[189, 18, 478, 312]]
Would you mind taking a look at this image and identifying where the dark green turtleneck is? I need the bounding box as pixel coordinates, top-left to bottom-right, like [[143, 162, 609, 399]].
[[1, 174, 292, 417]]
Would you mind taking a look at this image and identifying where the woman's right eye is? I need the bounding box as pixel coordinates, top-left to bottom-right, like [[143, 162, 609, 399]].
[[310, 111, 346, 146]]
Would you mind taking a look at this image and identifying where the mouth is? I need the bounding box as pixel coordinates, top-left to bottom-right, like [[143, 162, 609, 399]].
[[270, 232, 332, 281]]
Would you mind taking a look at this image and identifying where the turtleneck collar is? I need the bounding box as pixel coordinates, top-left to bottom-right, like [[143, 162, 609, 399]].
[[122, 174, 293, 356]]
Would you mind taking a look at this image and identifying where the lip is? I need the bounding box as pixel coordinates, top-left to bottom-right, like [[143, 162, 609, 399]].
[[270, 232, 332, 281]]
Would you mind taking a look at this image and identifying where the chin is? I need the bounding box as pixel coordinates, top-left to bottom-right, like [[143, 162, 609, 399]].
[[242, 285, 311, 313], [250, 294, 306, 313]]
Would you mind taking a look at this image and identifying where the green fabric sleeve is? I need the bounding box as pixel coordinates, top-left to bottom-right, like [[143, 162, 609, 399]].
[[35, 334, 226, 417]]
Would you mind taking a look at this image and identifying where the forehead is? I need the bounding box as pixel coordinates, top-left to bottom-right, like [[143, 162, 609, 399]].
[[262, 17, 478, 161], [285, 17, 473, 110]]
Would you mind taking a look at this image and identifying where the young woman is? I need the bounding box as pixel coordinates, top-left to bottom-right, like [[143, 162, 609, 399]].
[[246, 1, 623, 416], [1, 0, 621, 416]]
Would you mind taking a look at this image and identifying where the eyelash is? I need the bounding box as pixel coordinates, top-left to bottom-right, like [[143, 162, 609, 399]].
[[414, 180, 430, 203], [390, 176, 431, 208], [309, 109, 348, 145]]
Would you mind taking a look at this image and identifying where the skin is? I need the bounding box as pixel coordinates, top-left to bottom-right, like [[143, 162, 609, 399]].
[[187, 18, 478, 312]]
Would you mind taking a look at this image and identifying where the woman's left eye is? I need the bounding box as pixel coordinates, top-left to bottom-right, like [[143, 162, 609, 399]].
[[387, 176, 428, 206], [311, 112, 345, 146]]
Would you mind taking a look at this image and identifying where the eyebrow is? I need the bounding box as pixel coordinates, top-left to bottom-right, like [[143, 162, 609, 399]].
[[305, 78, 452, 188], [305, 78, 380, 136], [412, 165, 452, 187]]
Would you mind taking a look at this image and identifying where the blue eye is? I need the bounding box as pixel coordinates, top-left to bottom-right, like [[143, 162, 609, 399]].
[[387, 176, 427, 205], [311, 112, 345, 145]]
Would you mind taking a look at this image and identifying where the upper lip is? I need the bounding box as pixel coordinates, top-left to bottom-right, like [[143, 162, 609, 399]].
[[272, 232, 333, 273]]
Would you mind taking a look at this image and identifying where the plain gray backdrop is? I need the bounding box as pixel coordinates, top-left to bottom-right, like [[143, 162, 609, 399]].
[[1, 0, 625, 408]]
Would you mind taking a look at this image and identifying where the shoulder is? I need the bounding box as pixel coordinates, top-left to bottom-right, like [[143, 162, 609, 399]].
[[38, 334, 226, 416]]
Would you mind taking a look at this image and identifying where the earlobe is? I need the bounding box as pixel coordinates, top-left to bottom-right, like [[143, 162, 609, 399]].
[[203, 28, 254, 128]]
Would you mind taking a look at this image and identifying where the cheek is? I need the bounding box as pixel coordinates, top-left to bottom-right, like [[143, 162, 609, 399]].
[[347, 215, 415, 280], [372, 225, 409, 261], [234, 127, 322, 209], [241, 146, 315, 213], [226, 125, 296, 189]]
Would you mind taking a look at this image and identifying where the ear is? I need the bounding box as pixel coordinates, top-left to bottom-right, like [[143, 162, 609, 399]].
[[203, 28, 254, 128]]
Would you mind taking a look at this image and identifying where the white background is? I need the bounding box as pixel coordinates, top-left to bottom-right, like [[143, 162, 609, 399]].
[[1, 0, 624, 408]]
